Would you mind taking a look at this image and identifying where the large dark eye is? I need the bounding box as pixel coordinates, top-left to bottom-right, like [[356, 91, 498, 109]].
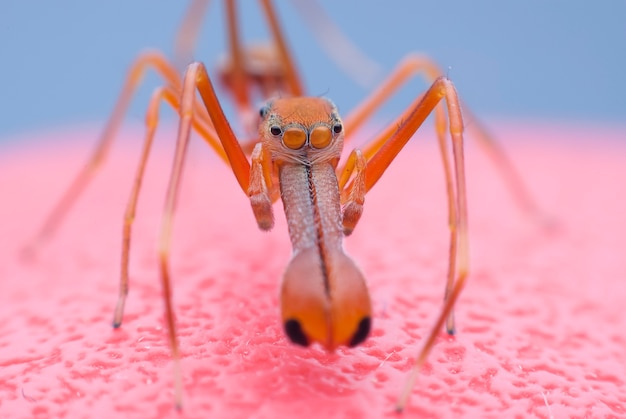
[[333, 123, 343, 134], [270, 126, 282, 136]]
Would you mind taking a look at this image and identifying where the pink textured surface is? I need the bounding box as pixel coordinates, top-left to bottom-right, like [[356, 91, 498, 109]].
[[0, 124, 625, 418]]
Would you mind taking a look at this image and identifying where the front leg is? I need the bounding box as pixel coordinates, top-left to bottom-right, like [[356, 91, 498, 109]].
[[339, 149, 367, 236], [248, 142, 276, 230]]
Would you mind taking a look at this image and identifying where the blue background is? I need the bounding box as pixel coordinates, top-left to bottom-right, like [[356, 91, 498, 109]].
[[1, 1, 624, 141]]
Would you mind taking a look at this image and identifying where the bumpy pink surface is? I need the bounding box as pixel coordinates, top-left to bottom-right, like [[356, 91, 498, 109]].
[[0, 124, 625, 418]]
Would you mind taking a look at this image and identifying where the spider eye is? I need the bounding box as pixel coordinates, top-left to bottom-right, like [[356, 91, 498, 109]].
[[333, 123, 343, 134], [270, 126, 282, 136], [259, 105, 269, 118]]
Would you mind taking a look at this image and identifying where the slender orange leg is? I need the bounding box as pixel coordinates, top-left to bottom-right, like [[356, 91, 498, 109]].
[[225, 0, 250, 113], [339, 149, 367, 236], [221, 0, 284, 137], [25, 52, 183, 249], [258, 0, 304, 97], [339, 77, 469, 410], [431, 103, 459, 334], [343, 54, 441, 137], [173, 0, 210, 69], [155, 62, 255, 407], [463, 107, 543, 218], [248, 143, 279, 230], [114, 86, 174, 329], [342, 53, 541, 220], [290, 0, 383, 88], [113, 84, 230, 329]]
